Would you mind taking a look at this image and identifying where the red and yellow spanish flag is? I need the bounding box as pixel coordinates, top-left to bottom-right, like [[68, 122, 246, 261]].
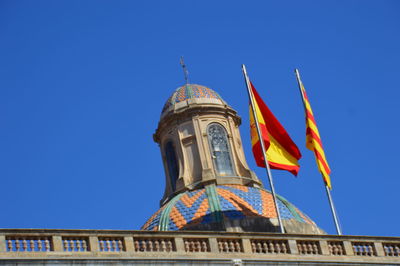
[[297, 75, 332, 189], [249, 82, 302, 176]]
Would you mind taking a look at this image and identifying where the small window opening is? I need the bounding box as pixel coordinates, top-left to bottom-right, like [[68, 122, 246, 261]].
[[207, 123, 235, 176], [165, 141, 179, 191]]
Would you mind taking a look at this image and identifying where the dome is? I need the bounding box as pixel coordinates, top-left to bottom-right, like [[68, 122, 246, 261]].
[[142, 184, 323, 234], [161, 84, 227, 115]]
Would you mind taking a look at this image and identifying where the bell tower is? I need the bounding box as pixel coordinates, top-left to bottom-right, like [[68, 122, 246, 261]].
[[154, 84, 261, 205]]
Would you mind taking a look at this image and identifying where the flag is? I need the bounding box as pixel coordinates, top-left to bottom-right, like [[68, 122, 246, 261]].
[[249, 82, 302, 176], [298, 76, 332, 189]]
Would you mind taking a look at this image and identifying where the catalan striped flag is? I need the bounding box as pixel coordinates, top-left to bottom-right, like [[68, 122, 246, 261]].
[[249, 81, 302, 176], [296, 70, 332, 189]]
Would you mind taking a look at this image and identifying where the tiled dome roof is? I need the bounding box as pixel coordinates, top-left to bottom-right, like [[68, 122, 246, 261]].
[[142, 185, 322, 234], [161, 84, 227, 114]]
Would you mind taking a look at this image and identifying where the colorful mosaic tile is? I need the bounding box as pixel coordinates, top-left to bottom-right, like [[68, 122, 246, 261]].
[[141, 205, 164, 231], [141, 184, 317, 231], [161, 84, 226, 114]]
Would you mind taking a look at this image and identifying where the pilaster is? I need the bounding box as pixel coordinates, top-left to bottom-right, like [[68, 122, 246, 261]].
[[242, 238, 252, 254], [209, 237, 219, 253], [124, 236, 135, 253], [89, 236, 99, 252], [343, 241, 354, 256], [0, 235, 6, 252], [374, 242, 385, 257], [319, 240, 330, 255], [174, 237, 185, 253], [288, 239, 298, 254], [52, 236, 63, 252]]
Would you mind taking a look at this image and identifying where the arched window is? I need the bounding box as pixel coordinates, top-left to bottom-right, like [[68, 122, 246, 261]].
[[165, 141, 179, 191], [207, 123, 235, 176]]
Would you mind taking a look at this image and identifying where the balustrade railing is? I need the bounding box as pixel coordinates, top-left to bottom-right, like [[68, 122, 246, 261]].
[[0, 229, 399, 263], [217, 238, 243, 253], [6, 236, 52, 252], [183, 238, 210, 252], [62, 237, 89, 252], [98, 237, 124, 252], [297, 240, 321, 255], [352, 242, 376, 256], [251, 239, 289, 254], [328, 241, 345, 255], [383, 243, 400, 256], [133, 238, 175, 252]]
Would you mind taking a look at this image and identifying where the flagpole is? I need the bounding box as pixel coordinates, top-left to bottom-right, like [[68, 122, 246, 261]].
[[242, 64, 285, 234], [294, 68, 342, 235], [325, 184, 342, 235]]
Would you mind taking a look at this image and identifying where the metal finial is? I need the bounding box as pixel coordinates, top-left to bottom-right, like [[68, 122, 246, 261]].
[[180, 56, 189, 85]]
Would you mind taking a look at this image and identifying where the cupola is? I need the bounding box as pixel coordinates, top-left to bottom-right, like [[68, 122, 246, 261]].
[[154, 84, 261, 205], [146, 83, 324, 234]]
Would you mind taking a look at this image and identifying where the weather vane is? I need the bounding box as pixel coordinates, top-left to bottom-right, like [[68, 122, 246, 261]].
[[180, 56, 189, 85]]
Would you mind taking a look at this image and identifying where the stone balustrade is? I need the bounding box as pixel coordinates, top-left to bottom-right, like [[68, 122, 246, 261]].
[[183, 238, 210, 252], [0, 229, 399, 264]]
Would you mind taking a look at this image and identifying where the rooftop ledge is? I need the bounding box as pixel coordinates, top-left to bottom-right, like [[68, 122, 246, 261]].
[[0, 229, 399, 264]]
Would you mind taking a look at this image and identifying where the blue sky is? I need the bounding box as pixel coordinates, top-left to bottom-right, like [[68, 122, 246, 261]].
[[1, 0, 399, 236]]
